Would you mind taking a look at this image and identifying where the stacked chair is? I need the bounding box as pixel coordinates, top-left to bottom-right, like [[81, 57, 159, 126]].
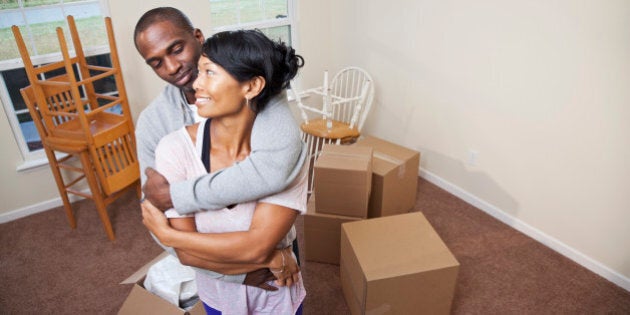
[[12, 16, 140, 240], [292, 66, 374, 193]]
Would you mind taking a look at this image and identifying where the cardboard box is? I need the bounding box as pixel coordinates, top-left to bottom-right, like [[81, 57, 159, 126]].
[[304, 196, 362, 265], [340, 212, 459, 315], [354, 136, 420, 218], [314, 144, 372, 218], [118, 252, 205, 315]]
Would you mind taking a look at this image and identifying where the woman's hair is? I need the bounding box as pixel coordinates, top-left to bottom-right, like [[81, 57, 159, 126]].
[[202, 29, 304, 113]]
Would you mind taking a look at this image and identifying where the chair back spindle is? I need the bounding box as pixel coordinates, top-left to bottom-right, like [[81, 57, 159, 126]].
[[290, 66, 374, 193]]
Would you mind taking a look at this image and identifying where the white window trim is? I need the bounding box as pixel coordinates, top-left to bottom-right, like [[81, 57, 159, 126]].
[[15, 152, 69, 172], [212, 16, 290, 33], [0, 73, 44, 163], [211, 0, 298, 47], [0, 0, 110, 170], [288, 0, 298, 48]]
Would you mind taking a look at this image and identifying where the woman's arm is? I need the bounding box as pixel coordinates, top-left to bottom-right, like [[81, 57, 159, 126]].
[[167, 217, 286, 275], [143, 200, 297, 265], [145, 201, 300, 285], [178, 245, 294, 276]]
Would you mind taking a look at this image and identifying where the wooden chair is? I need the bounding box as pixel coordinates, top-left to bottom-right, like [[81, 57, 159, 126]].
[[292, 66, 374, 192], [13, 16, 140, 240], [20, 86, 139, 240]]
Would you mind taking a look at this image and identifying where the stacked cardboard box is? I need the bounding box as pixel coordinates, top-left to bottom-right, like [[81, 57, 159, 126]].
[[307, 139, 457, 313], [303, 196, 362, 265], [340, 212, 460, 315], [313, 144, 373, 218], [304, 144, 373, 264], [305, 137, 421, 265], [353, 136, 420, 218]]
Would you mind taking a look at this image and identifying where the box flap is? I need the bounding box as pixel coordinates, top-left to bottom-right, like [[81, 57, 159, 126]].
[[315, 144, 372, 171], [342, 212, 459, 281], [120, 251, 170, 284], [118, 283, 191, 315], [356, 136, 418, 161], [355, 136, 419, 175]]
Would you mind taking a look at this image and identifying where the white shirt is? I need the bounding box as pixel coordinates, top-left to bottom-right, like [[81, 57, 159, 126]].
[[155, 119, 307, 314]]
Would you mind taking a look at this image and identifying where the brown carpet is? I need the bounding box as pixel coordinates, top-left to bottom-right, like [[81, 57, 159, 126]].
[[1, 177, 629, 314]]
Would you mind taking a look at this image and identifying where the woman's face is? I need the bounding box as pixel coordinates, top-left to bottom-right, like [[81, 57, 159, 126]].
[[192, 55, 249, 118]]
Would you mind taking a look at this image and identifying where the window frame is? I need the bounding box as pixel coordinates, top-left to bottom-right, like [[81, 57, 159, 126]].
[[210, 0, 298, 47], [0, 0, 111, 168]]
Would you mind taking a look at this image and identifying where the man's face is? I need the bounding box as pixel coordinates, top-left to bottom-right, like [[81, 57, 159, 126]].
[[135, 20, 204, 92]]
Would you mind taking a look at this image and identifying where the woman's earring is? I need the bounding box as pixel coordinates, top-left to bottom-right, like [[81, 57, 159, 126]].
[[245, 97, 250, 108]]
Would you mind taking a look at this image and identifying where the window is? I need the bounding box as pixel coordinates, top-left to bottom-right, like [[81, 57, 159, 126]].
[[210, 0, 296, 45], [0, 0, 113, 163]]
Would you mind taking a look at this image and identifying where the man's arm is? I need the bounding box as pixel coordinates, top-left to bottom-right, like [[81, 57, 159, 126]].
[[137, 85, 194, 192], [170, 93, 307, 214], [135, 113, 159, 188]]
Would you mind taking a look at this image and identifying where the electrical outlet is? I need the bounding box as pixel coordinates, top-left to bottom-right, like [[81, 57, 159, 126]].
[[467, 150, 479, 166]]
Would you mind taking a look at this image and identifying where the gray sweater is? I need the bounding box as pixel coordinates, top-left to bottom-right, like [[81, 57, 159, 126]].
[[135, 84, 306, 282]]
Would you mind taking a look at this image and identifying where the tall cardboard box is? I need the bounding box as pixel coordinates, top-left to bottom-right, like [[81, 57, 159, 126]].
[[340, 212, 459, 315], [354, 136, 420, 218], [304, 196, 362, 265], [118, 252, 205, 315], [314, 144, 372, 218]]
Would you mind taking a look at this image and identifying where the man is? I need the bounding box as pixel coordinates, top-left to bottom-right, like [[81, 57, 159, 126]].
[[133, 7, 305, 288]]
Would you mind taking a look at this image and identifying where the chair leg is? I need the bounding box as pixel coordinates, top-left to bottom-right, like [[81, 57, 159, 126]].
[[79, 151, 116, 241], [45, 149, 77, 229], [303, 133, 315, 194], [303, 134, 334, 194], [135, 180, 142, 200]]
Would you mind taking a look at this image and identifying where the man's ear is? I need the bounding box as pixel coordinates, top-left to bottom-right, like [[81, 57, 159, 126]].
[[193, 28, 204, 45], [244, 76, 266, 100]]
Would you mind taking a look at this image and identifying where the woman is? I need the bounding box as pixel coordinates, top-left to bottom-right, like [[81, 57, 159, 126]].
[[141, 29, 306, 314]]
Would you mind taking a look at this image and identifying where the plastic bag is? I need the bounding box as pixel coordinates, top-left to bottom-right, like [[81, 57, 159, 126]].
[[143, 254, 198, 309]]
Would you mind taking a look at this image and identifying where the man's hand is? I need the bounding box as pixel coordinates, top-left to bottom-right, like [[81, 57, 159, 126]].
[[243, 268, 278, 291], [142, 167, 173, 211]]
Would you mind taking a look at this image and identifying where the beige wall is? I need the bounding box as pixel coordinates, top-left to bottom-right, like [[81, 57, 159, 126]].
[[312, 0, 630, 282], [0, 98, 62, 214], [1, 0, 628, 288]]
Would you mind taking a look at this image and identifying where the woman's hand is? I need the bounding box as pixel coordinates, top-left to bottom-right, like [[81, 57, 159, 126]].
[[269, 246, 300, 287], [141, 199, 171, 242]]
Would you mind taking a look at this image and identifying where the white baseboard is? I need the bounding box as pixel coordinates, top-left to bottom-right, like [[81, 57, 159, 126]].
[[0, 193, 85, 224], [419, 168, 630, 292]]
